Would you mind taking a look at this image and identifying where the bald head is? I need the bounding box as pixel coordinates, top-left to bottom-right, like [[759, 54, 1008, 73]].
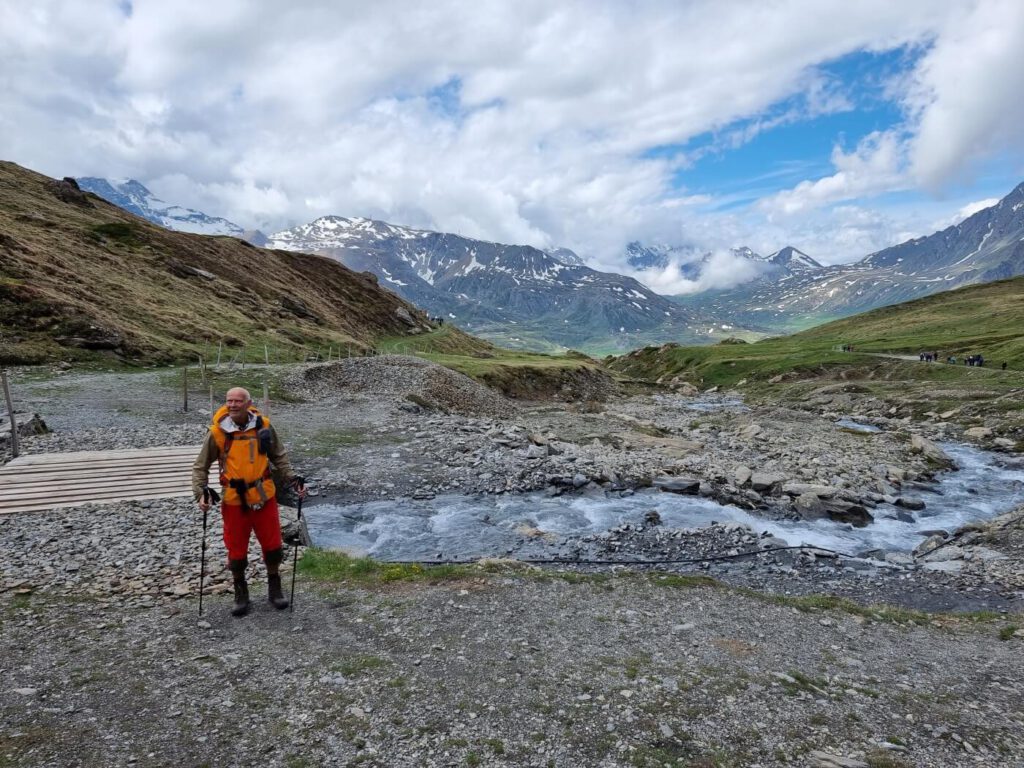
[[225, 387, 253, 424]]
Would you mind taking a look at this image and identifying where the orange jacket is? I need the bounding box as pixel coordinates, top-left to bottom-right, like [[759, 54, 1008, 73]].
[[203, 403, 280, 512]]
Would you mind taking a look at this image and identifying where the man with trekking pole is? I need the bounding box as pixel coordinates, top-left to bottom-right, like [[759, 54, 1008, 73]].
[[193, 386, 306, 617]]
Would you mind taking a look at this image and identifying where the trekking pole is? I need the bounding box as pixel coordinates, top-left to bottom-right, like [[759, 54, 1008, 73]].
[[289, 477, 306, 613], [198, 486, 220, 616]]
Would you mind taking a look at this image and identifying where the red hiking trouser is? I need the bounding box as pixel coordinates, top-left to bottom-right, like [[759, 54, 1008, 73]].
[[221, 496, 283, 561]]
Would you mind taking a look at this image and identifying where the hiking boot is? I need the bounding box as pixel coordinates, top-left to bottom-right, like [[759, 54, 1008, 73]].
[[267, 573, 289, 610], [229, 558, 250, 617]]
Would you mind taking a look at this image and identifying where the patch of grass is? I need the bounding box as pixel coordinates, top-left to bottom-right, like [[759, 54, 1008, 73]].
[[999, 624, 1019, 641], [866, 750, 912, 768], [653, 573, 720, 589], [482, 738, 505, 755], [90, 222, 145, 247], [331, 655, 389, 676], [779, 669, 829, 697], [297, 548, 475, 585], [304, 427, 367, 456]]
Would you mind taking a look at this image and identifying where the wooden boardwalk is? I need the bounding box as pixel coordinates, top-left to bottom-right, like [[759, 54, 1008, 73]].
[[0, 445, 218, 515]]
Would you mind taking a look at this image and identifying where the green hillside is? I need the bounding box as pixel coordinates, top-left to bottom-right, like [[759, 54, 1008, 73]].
[[608, 276, 1024, 388]]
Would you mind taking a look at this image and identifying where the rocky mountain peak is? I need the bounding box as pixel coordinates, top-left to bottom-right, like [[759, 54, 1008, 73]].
[[766, 246, 822, 272]]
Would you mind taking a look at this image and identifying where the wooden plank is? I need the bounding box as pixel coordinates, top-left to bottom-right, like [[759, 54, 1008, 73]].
[[0, 446, 224, 516], [0, 474, 203, 491], [5, 445, 202, 467], [0, 463, 201, 483], [0, 481, 199, 503], [0, 490, 200, 515], [0, 476, 207, 498], [0, 458, 198, 474], [0, 474, 198, 489], [2, 454, 201, 472]]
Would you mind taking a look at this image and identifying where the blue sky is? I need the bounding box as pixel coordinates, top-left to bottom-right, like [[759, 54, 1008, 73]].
[[2, 1, 1024, 291]]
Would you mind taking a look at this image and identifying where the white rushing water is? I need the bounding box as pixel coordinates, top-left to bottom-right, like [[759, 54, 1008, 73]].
[[305, 442, 1024, 561]]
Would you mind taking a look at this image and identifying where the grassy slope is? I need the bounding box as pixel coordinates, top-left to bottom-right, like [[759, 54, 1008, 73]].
[[0, 162, 438, 365], [0, 162, 609, 393], [608, 276, 1024, 389]]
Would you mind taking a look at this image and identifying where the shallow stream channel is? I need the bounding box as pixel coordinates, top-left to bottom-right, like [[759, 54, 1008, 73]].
[[305, 432, 1024, 563]]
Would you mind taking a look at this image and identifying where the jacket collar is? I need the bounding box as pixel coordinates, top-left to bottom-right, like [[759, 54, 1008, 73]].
[[219, 409, 258, 433]]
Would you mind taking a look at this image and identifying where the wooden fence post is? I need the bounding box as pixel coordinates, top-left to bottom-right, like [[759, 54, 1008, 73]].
[[263, 380, 271, 417], [215, 341, 223, 368], [182, 365, 188, 412], [1, 368, 18, 458], [264, 344, 270, 366]]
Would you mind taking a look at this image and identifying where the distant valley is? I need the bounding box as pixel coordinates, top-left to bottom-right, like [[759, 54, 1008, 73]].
[[670, 183, 1024, 333]]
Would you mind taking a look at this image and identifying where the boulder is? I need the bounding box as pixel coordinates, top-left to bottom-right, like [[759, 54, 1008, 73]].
[[826, 502, 873, 527], [910, 434, 956, 468], [524, 444, 549, 459], [394, 307, 417, 326], [750, 472, 785, 492], [964, 426, 993, 439], [653, 476, 701, 495], [895, 497, 926, 511], [793, 494, 872, 527], [913, 533, 946, 558], [733, 465, 752, 487], [808, 751, 869, 768], [0, 412, 50, 441], [781, 482, 835, 498], [739, 424, 763, 440]]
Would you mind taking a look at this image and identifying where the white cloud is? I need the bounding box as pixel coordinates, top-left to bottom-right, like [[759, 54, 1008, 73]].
[[930, 197, 1000, 231], [905, 0, 1024, 188], [0, 0, 1021, 279], [758, 131, 908, 216]]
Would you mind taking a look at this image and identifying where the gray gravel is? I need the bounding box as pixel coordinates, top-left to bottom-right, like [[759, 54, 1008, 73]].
[[3, 362, 1024, 766]]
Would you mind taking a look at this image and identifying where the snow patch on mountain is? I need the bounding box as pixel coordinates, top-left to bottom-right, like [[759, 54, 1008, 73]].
[[77, 178, 246, 237]]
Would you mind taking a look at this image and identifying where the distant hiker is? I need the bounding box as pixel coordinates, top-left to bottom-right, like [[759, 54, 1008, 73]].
[[1002, 362, 1008, 370], [193, 387, 306, 617]]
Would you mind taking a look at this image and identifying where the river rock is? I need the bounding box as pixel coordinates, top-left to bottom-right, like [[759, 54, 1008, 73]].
[[963, 426, 992, 439], [794, 494, 872, 527], [734, 465, 752, 487], [910, 435, 955, 468], [895, 497, 926, 511], [781, 482, 835, 498], [525, 444, 549, 459], [913, 533, 946, 558], [922, 546, 964, 563], [653, 476, 700, 495], [739, 424, 763, 440], [808, 752, 869, 768], [750, 472, 785, 492]]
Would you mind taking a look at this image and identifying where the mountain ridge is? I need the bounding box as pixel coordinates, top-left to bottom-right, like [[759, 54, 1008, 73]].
[[266, 215, 745, 352], [0, 162, 441, 365]]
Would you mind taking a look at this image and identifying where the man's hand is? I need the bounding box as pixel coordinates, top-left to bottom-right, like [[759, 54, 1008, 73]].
[[292, 476, 307, 500], [198, 486, 219, 513]]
